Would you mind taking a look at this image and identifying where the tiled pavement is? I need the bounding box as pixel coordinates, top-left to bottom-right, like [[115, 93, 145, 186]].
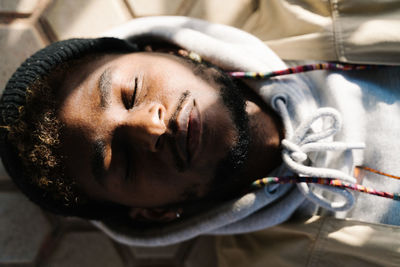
[[0, 0, 255, 266]]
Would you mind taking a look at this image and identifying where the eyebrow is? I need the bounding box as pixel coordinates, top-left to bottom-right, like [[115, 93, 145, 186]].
[[98, 67, 113, 108], [91, 139, 107, 185]]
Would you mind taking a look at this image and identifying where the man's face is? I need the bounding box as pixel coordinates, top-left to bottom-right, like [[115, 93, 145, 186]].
[[58, 51, 249, 209]]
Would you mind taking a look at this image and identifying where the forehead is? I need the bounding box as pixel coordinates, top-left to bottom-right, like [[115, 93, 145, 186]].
[[56, 53, 122, 106]]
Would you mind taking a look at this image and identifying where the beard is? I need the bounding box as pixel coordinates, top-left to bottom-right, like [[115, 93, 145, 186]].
[[185, 57, 251, 201], [208, 73, 251, 200]]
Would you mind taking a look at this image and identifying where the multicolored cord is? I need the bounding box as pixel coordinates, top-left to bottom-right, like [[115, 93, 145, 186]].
[[252, 166, 400, 201], [231, 63, 398, 202], [229, 62, 374, 79]]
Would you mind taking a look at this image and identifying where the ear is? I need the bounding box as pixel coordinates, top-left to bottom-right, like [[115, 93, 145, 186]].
[[129, 207, 182, 222]]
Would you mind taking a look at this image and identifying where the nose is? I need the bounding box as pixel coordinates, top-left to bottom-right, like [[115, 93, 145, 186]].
[[122, 102, 166, 152]]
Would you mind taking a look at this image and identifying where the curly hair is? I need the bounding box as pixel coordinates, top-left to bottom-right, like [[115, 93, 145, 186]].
[[8, 77, 75, 204]]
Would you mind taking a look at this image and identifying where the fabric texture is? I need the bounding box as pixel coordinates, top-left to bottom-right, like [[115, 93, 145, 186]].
[[215, 215, 400, 267], [239, 0, 400, 64], [92, 16, 400, 247]]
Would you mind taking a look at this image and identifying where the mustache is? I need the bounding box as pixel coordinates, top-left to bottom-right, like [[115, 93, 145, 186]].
[[168, 90, 190, 134], [167, 90, 191, 172]]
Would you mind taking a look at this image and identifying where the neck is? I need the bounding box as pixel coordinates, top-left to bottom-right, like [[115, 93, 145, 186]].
[[239, 83, 283, 184]]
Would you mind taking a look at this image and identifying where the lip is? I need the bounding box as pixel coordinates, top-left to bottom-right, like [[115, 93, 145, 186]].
[[187, 101, 202, 162], [176, 99, 202, 165]]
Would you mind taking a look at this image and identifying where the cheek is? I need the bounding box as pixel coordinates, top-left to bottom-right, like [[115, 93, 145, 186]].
[[104, 180, 126, 199], [136, 153, 212, 198], [198, 103, 238, 160]]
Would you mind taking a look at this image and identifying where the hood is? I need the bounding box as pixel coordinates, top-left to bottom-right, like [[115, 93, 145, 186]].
[[92, 16, 357, 247]]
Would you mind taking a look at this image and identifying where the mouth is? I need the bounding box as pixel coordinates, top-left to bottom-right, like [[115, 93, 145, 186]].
[[176, 99, 202, 166], [187, 101, 202, 162]]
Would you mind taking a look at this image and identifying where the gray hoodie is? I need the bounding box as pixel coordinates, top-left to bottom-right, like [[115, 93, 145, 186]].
[[91, 16, 400, 246]]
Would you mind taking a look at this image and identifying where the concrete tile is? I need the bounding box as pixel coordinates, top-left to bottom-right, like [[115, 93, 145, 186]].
[[0, 160, 10, 182], [126, 0, 183, 16], [43, 0, 132, 40], [0, 192, 51, 264], [43, 232, 124, 267], [186, 0, 254, 27], [0, 0, 39, 14], [0, 24, 45, 92], [184, 236, 218, 267]]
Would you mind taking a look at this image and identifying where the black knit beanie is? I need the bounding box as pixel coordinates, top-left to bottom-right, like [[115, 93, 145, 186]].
[[0, 37, 138, 218]]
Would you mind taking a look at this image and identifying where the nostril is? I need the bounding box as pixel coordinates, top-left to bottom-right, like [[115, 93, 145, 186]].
[[158, 107, 162, 119]]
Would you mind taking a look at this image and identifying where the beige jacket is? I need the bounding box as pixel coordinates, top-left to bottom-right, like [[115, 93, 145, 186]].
[[216, 216, 400, 267], [238, 0, 400, 64], [207, 1, 400, 265]]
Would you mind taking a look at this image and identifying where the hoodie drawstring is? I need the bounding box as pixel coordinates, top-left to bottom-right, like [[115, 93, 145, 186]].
[[273, 97, 365, 211]]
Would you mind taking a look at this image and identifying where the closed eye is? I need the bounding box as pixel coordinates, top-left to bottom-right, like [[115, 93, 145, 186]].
[[122, 77, 138, 109]]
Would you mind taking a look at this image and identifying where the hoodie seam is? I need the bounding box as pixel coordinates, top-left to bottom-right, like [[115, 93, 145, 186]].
[[330, 0, 345, 62]]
